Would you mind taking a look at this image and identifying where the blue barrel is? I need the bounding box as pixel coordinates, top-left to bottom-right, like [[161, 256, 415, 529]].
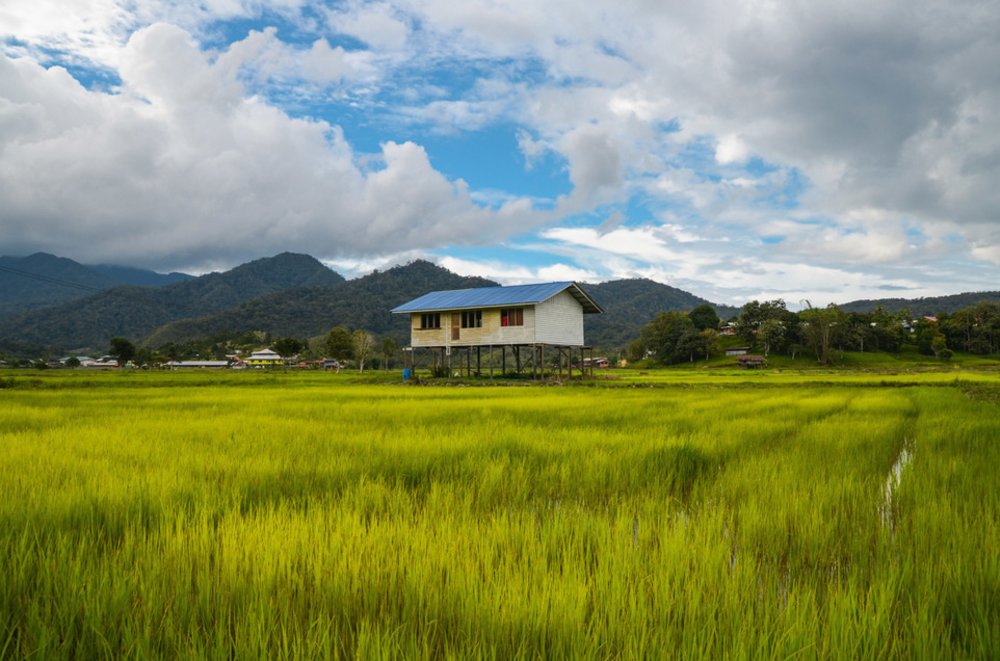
[[402, 369, 412, 380]]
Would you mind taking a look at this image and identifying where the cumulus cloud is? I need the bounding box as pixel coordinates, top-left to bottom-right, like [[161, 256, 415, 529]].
[[326, 2, 410, 50], [536, 221, 954, 307], [219, 27, 376, 89], [3, 0, 1000, 300], [437, 256, 600, 285], [715, 135, 748, 165], [400, 0, 1000, 235], [557, 125, 623, 202], [0, 24, 541, 271], [0, 0, 309, 68]]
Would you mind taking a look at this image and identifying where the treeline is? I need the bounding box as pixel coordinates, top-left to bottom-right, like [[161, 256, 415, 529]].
[[631, 299, 1000, 365], [95, 326, 399, 372]]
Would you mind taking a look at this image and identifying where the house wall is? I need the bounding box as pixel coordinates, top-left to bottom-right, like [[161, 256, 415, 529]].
[[532, 291, 585, 346], [406, 291, 587, 347], [410, 316, 448, 347], [409, 307, 538, 347]]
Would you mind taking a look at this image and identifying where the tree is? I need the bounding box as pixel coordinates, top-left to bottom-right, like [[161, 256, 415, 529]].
[[109, 337, 136, 367], [325, 327, 353, 360], [798, 303, 843, 365], [967, 302, 1000, 354], [916, 323, 937, 356], [380, 337, 398, 370], [688, 304, 720, 332], [757, 318, 785, 357], [698, 329, 721, 361], [351, 330, 375, 373], [675, 326, 703, 362], [735, 299, 789, 348], [633, 311, 700, 365], [272, 337, 304, 358], [870, 305, 903, 353], [930, 332, 951, 361]]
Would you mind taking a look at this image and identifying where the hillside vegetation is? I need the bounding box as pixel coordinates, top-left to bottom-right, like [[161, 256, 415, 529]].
[[5, 250, 1000, 361], [583, 278, 737, 350], [0, 252, 192, 318], [0, 253, 343, 351], [840, 290, 1000, 315], [0, 255, 740, 356], [144, 260, 496, 347]]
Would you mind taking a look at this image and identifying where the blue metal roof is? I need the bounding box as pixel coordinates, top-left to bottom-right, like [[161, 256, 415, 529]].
[[391, 282, 603, 314]]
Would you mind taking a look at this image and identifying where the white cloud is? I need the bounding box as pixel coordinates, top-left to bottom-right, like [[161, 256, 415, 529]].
[[533, 218, 971, 307], [402, 0, 1000, 239], [436, 256, 599, 285], [3, 0, 1000, 301], [516, 129, 546, 169], [715, 134, 748, 165], [0, 0, 311, 68], [326, 2, 409, 50], [557, 125, 623, 203], [218, 27, 377, 92], [0, 24, 544, 271], [0, 0, 134, 67]]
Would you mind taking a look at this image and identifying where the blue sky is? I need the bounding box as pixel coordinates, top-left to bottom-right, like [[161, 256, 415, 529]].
[[2, 0, 999, 307]]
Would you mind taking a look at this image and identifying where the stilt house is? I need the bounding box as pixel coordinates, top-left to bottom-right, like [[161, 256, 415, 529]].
[[391, 281, 603, 377]]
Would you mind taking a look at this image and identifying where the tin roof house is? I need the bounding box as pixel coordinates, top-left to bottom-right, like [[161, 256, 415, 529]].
[[391, 282, 603, 378], [245, 349, 284, 367]]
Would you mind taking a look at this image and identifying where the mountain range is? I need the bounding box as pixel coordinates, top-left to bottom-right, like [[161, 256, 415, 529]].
[[0, 253, 343, 353], [1, 251, 998, 357], [0, 252, 191, 318], [838, 291, 1000, 316]]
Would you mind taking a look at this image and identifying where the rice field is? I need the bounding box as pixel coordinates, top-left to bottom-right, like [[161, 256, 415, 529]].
[[1, 369, 998, 659]]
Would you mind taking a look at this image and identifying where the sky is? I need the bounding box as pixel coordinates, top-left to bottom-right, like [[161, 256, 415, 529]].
[[2, 0, 999, 307]]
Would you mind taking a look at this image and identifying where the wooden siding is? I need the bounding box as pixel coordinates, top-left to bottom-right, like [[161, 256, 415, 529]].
[[533, 291, 585, 346], [409, 308, 539, 346], [410, 315, 447, 347], [406, 291, 586, 347]]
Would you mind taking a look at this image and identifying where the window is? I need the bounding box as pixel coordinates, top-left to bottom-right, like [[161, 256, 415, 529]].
[[461, 310, 482, 328], [419, 313, 440, 329], [501, 308, 524, 327]]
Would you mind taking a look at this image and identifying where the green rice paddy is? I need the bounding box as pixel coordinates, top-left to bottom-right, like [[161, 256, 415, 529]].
[[1, 369, 998, 658]]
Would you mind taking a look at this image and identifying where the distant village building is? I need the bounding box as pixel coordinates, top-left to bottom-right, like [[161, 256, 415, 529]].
[[79, 356, 118, 369], [245, 349, 284, 367], [391, 281, 603, 378], [725, 347, 750, 357], [165, 360, 231, 369], [736, 355, 767, 369]]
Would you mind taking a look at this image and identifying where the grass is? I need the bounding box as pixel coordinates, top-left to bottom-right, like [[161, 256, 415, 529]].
[[0, 369, 997, 658], [633, 346, 1000, 371]]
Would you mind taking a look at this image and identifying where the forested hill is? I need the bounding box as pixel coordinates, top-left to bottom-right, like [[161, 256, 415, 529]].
[[583, 278, 738, 351], [146, 270, 735, 352], [143, 260, 497, 347], [0, 253, 344, 351], [839, 291, 1000, 316], [0, 252, 190, 317], [86, 264, 192, 288], [0, 255, 744, 354]]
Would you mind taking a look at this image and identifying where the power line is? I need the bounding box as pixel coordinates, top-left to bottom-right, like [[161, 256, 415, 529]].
[[0, 264, 107, 293]]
